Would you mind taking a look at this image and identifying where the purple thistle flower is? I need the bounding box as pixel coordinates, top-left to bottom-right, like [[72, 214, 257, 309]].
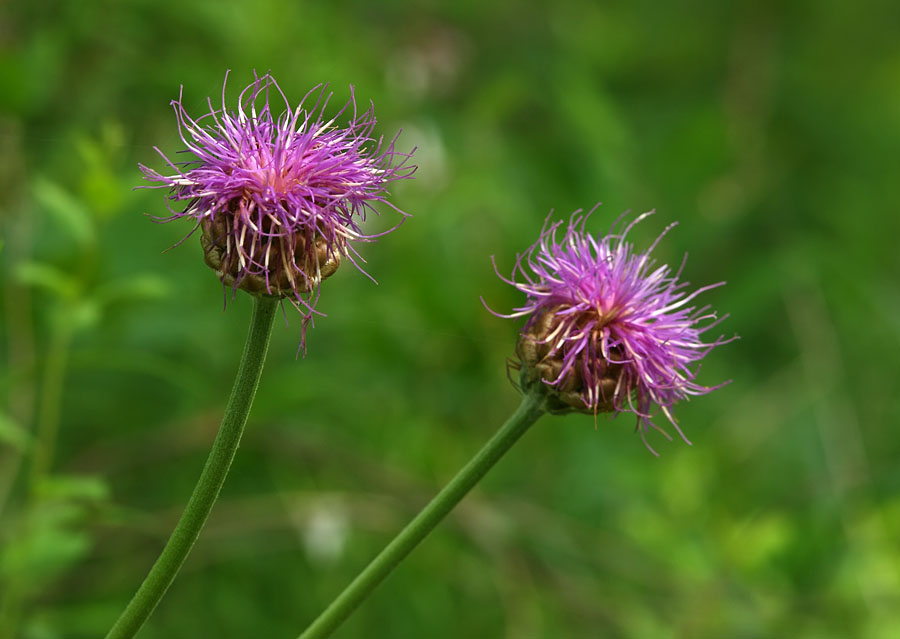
[[139, 71, 415, 342], [486, 205, 735, 454]]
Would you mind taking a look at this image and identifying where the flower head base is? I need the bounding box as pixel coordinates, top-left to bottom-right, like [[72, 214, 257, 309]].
[[487, 206, 735, 454], [139, 71, 415, 341]]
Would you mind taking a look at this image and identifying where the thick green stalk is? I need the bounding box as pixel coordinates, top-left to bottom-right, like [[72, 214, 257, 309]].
[[105, 295, 279, 639], [299, 394, 546, 639]]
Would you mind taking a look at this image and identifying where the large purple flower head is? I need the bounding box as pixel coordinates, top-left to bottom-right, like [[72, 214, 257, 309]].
[[488, 206, 735, 454], [140, 71, 415, 340]]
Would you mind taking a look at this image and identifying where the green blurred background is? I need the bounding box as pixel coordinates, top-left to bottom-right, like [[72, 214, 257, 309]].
[[2, 0, 899, 637]]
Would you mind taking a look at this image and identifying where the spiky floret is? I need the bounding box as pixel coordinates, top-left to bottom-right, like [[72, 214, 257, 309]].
[[487, 205, 735, 454], [139, 71, 415, 342]]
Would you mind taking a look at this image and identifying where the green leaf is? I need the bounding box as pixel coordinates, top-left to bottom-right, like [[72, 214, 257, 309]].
[[32, 176, 96, 246], [14, 260, 79, 300], [95, 274, 171, 306], [68, 298, 101, 331], [0, 412, 30, 450], [0, 501, 93, 582], [37, 474, 110, 502], [75, 125, 126, 220]]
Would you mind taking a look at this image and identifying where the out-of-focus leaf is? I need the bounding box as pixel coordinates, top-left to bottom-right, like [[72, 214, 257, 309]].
[[15, 261, 79, 300], [37, 474, 110, 502], [95, 274, 171, 306], [32, 176, 96, 246], [0, 412, 30, 450], [81, 166, 123, 220], [0, 502, 92, 583], [75, 123, 127, 219], [67, 299, 101, 331]]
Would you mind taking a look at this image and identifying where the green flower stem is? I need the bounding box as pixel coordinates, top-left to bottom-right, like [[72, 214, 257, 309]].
[[105, 295, 279, 639], [298, 393, 546, 639]]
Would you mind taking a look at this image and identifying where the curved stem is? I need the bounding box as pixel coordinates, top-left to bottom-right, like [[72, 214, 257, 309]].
[[298, 394, 546, 639], [105, 295, 279, 639]]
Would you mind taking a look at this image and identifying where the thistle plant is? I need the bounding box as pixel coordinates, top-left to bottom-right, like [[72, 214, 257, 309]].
[[492, 206, 736, 453], [298, 206, 734, 639], [105, 72, 413, 639], [139, 70, 415, 344]]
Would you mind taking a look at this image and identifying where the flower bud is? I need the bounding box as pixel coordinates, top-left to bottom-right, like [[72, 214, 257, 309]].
[[200, 213, 342, 297], [515, 306, 620, 415], [486, 206, 737, 453], [140, 71, 416, 342]]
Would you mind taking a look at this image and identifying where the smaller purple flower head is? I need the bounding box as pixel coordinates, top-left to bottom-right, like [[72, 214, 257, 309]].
[[139, 71, 415, 340], [486, 206, 736, 454]]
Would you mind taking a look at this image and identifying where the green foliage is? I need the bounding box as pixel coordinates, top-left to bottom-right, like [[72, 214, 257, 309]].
[[1, 0, 899, 637], [0, 414, 29, 451], [31, 178, 96, 248], [15, 261, 80, 302]]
